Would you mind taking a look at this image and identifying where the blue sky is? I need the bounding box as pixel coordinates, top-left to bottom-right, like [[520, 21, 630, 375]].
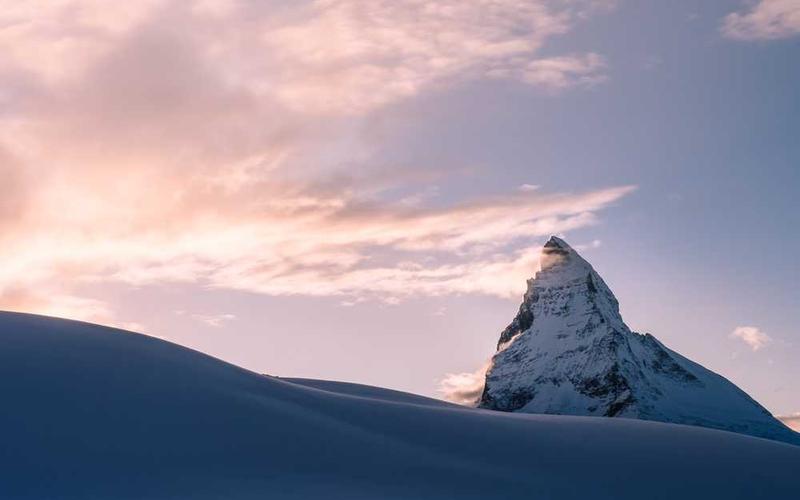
[[0, 0, 798, 418]]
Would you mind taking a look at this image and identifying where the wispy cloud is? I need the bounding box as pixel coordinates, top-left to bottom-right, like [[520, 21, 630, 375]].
[[263, 0, 610, 113], [0, 164, 634, 323], [519, 53, 607, 90], [192, 313, 236, 328], [730, 326, 772, 351], [0, 0, 625, 326], [0, 1, 613, 115], [722, 0, 800, 40]]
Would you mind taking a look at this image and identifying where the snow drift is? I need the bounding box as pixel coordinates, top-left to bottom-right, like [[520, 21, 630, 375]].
[[0, 311, 798, 499]]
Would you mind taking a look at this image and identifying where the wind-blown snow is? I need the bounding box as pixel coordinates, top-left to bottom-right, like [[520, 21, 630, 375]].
[[0, 311, 798, 499], [480, 236, 800, 445]]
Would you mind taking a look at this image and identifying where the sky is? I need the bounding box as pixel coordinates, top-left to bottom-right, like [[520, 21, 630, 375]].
[[0, 0, 798, 422]]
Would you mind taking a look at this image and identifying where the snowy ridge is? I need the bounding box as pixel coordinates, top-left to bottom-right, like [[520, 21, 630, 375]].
[[1, 311, 799, 498], [479, 236, 800, 445]]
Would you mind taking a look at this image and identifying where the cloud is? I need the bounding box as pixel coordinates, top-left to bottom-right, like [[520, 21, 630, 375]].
[[518, 53, 607, 90], [192, 313, 236, 328], [262, 0, 610, 113], [0, 0, 626, 326], [0, 1, 613, 115], [0, 285, 143, 332], [778, 413, 800, 432], [722, 0, 800, 40], [439, 362, 489, 406], [730, 326, 772, 351], [573, 239, 602, 251]]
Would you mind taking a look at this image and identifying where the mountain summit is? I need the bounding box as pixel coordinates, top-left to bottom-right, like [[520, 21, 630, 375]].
[[479, 236, 799, 445]]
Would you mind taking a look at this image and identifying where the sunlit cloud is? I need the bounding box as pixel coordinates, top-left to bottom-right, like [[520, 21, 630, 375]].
[[193, 313, 237, 328], [263, 0, 609, 113], [778, 413, 800, 432], [730, 326, 772, 351], [439, 362, 489, 406], [722, 0, 800, 40], [0, 0, 164, 83], [0, 180, 633, 324], [0, 1, 613, 115], [0, 0, 626, 326], [0, 285, 144, 332]]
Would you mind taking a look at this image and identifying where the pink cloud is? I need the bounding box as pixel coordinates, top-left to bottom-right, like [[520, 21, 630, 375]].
[[730, 326, 772, 351], [262, 0, 587, 113], [0, 0, 626, 326], [778, 413, 800, 432], [722, 0, 800, 40]]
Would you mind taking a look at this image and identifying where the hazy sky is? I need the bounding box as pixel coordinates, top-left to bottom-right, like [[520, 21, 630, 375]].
[[1, 0, 798, 419]]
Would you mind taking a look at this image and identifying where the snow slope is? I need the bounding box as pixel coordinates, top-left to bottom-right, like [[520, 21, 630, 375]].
[[0, 311, 798, 499], [283, 378, 457, 408], [480, 237, 800, 445]]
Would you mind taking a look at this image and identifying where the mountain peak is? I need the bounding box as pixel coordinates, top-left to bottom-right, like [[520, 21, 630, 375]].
[[543, 235, 571, 249], [479, 238, 800, 445], [537, 236, 595, 282]]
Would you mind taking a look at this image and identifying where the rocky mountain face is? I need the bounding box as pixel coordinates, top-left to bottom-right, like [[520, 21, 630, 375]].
[[479, 236, 799, 445]]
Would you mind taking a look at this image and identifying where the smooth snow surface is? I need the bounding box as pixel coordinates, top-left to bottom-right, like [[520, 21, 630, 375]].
[[283, 378, 457, 408], [1, 311, 798, 499]]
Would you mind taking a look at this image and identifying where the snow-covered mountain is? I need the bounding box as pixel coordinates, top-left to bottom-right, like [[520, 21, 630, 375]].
[[2, 311, 799, 499], [479, 236, 800, 445]]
